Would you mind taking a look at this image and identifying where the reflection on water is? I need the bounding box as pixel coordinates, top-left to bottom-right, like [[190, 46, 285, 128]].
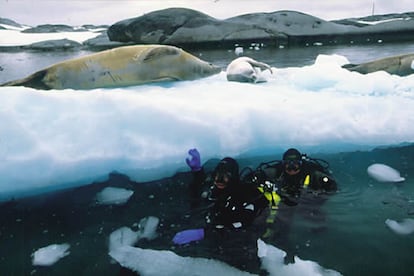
[[0, 50, 94, 83], [2, 42, 414, 83]]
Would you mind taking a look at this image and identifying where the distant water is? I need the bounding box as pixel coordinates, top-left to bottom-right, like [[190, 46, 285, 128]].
[[2, 41, 414, 83]]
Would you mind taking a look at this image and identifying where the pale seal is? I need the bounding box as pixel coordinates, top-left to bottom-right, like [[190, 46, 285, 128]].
[[226, 57, 273, 83], [342, 53, 414, 76], [1, 45, 222, 90]]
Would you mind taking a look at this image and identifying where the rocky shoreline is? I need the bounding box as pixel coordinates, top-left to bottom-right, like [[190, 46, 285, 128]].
[[1, 8, 414, 51]]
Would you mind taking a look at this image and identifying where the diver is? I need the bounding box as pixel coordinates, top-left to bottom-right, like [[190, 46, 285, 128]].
[[172, 148, 269, 245], [246, 148, 337, 205], [239, 148, 338, 263]]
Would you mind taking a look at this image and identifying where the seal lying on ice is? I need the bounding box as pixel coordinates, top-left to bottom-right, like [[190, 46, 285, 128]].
[[1, 45, 222, 90], [226, 57, 273, 83], [342, 53, 414, 77]]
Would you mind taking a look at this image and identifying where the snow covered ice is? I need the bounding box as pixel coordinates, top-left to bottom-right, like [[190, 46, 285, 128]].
[[1, 54, 414, 200]]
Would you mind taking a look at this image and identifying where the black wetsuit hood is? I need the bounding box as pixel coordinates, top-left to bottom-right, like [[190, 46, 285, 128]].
[[213, 157, 240, 188]]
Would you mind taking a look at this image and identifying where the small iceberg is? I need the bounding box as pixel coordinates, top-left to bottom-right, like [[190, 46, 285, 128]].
[[109, 216, 159, 251], [32, 243, 70, 266], [95, 187, 134, 205], [367, 163, 405, 182], [109, 245, 254, 276], [257, 239, 342, 276], [385, 218, 414, 235]]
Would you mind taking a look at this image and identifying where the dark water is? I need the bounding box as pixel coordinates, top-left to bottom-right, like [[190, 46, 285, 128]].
[[2, 41, 414, 83], [0, 144, 413, 275]]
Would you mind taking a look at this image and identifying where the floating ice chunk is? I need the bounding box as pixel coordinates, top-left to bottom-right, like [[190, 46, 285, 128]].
[[95, 187, 134, 205], [109, 227, 140, 251], [385, 218, 414, 235], [367, 163, 405, 182], [32, 243, 70, 266], [109, 216, 159, 251], [109, 245, 254, 276], [234, 46, 244, 56], [257, 239, 342, 276], [137, 216, 159, 241]]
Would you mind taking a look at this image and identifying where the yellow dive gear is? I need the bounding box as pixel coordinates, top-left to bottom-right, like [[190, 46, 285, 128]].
[[303, 174, 310, 188]]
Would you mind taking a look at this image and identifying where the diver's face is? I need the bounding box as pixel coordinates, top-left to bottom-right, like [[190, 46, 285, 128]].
[[214, 173, 230, 189], [284, 160, 302, 176]]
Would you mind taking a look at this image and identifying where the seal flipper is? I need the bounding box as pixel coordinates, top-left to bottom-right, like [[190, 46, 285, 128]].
[[246, 59, 273, 74], [1, 70, 52, 90]]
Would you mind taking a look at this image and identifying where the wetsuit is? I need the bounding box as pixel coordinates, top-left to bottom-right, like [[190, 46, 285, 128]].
[[190, 168, 268, 230]]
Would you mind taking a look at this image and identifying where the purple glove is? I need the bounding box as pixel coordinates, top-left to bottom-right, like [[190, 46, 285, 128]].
[[172, 228, 205, 245], [186, 148, 201, 171]]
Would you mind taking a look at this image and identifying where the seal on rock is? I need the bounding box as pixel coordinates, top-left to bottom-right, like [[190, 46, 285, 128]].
[[1, 45, 222, 90], [226, 57, 273, 83], [342, 53, 414, 77]]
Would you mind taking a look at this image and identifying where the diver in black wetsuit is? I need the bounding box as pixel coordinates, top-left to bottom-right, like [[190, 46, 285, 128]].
[[248, 148, 337, 205], [243, 148, 338, 263], [172, 148, 268, 245]]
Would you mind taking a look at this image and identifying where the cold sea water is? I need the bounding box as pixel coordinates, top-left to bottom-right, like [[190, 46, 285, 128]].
[[1, 42, 414, 275]]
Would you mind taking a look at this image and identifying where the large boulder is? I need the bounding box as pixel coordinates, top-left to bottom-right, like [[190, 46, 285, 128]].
[[22, 39, 82, 50], [107, 8, 288, 47], [83, 32, 129, 49], [22, 24, 77, 33], [107, 8, 414, 48]]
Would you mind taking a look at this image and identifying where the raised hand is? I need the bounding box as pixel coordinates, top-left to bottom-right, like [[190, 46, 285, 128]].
[[186, 148, 201, 171]]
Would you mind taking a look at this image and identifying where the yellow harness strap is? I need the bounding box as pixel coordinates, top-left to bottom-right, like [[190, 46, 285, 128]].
[[258, 186, 281, 224], [303, 174, 310, 188]]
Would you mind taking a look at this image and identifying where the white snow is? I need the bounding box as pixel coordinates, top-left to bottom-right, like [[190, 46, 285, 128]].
[[356, 17, 410, 26], [0, 29, 100, 46], [0, 49, 414, 200], [32, 243, 70, 266]]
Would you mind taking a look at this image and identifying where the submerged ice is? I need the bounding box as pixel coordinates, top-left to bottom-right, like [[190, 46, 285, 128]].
[[367, 163, 406, 182], [385, 218, 414, 235], [95, 186, 134, 205], [1, 54, 414, 199], [32, 243, 70, 266]]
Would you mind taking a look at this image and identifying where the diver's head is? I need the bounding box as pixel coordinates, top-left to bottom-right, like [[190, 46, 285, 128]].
[[282, 148, 302, 176], [213, 157, 239, 190]]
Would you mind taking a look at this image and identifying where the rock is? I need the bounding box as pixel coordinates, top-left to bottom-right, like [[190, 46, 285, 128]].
[[107, 8, 288, 48], [22, 24, 78, 33], [83, 32, 129, 49], [107, 8, 414, 49], [22, 39, 82, 50], [0, 17, 23, 28]]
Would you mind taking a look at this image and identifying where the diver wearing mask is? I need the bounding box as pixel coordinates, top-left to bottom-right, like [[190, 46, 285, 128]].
[[172, 149, 268, 245], [263, 148, 337, 203]]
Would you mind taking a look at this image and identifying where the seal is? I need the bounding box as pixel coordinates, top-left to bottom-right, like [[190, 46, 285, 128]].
[[342, 53, 414, 76], [226, 57, 273, 83], [1, 45, 222, 90]]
